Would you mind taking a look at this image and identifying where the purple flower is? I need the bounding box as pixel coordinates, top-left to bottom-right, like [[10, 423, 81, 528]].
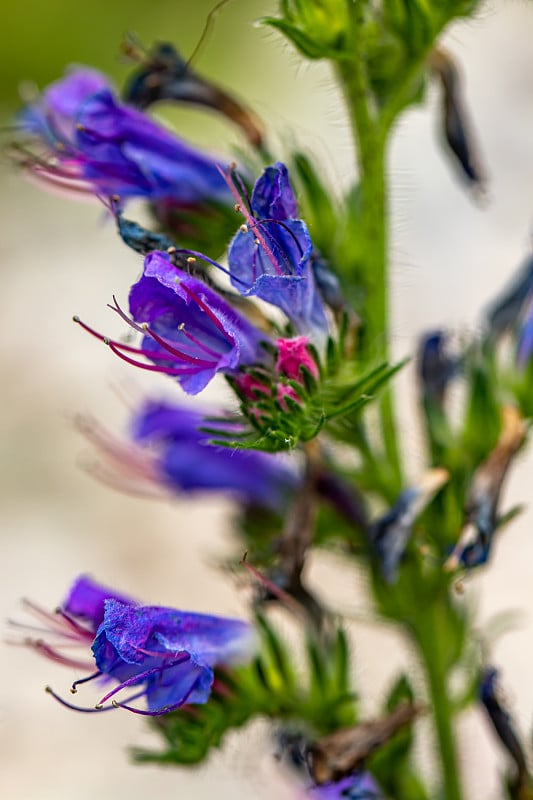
[[90, 599, 254, 715], [17, 67, 231, 205], [63, 574, 135, 630], [127, 399, 298, 509], [11, 575, 131, 670], [306, 772, 383, 799], [76, 251, 269, 395], [227, 163, 329, 342], [516, 294, 533, 368], [17, 576, 255, 716]]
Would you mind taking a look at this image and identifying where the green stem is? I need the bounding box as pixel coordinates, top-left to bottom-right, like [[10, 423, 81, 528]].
[[414, 610, 463, 800], [335, 28, 402, 488]]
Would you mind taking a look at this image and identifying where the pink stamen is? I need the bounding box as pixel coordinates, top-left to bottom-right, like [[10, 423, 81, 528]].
[[26, 641, 95, 671], [141, 324, 217, 367], [219, 166, 283, 276], [75, 315, 217, 370], [179, 283, 230, 338], [55, 608, 96, 639], [107, 342, 203, 376], [240, 553, 302, 614], [21, 599, 85, 638]]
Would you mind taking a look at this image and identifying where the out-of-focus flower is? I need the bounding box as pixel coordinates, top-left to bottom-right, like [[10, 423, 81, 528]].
[[9, 575, 132, 670], [485, 253, 533, 341], [372, 469, 448, 582], [75, 251, 269, 395], [79, 399, 299, 510], [429, 48, 485, 189], [305, 772, 383, 799], [417, 330, 457, 409], [480, 668, 529, 789], [516, 294, 533, 369], [124, 41, 264, 148], [15, 576, 255, 716], [16, 67, 231, 205], [227, 163, 329, 342], [446, 406, 526, 569]]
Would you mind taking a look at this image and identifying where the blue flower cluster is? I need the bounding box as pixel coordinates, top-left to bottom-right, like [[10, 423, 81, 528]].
[[15, 65, 331, 726]]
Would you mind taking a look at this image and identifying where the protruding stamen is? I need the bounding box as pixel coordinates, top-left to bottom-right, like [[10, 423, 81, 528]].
[[71, 670, 102, 694], [45, 685, 114, 713]]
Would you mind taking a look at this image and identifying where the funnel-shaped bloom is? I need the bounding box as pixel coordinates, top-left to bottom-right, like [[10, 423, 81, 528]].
[[17, 67, 231, 205], [227, 163, 328, 342], [127, 399, 299, 508], [91, 599, 254, 715], [76, 251, 269, 395], [16, 575, 255, 716]]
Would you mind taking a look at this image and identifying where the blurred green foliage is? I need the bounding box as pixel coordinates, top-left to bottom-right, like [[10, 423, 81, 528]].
[[1, 0, 274, 110]]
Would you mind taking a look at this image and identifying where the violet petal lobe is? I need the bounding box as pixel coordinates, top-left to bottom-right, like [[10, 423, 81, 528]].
[[128, 251, 267, 394], [63, 574, 136, 630]]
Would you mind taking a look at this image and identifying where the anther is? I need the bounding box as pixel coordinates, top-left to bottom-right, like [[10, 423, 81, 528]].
[[112, 700, 120, 708], [112, 194, 120, 202], [72, 315, 80, 323], [70, 687, 77, 694], [187, 256, 196, 263], [254, 238, 260, 245], [94, 703, 103, 710], [141, 323, 149, 330], [234, 203, 241, 213], [76, 123, 85, 131], [230, 161, 237, 170], [240, 224, 248, 233], [177, 323, 185, 331], [103, 337, 110, 346], [167, 246, 177, 254]]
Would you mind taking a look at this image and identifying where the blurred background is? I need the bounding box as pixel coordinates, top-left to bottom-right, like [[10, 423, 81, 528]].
[[2, 1, 533, 797]]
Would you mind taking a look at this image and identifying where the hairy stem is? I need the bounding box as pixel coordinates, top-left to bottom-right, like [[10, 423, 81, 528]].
[[414, 607, 463, 800], [336, 14, 402, 490]]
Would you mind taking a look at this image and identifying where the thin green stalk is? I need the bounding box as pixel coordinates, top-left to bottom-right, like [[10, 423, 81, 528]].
[[337, 7, 462, 796], [335, 44, 402, 487], [414, 611, 463, 800]]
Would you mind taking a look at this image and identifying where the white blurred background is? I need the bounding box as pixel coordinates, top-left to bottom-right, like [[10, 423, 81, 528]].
[[2, 1, 533, 797]]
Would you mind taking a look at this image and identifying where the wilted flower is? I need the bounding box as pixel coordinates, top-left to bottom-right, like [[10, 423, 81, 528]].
[[429, 48, 485, 189], [480, 668, 529, 789], [124, 41, 264, 148], [372, 469, 448, 582], [15, 575, 255, 716], [485, 252, 533, 341], [446, 406, 526, 569], [417, 330, 457, 409], [227, 162, 329, 342], [75, 250, 269, 395], [16, 67, 231, 205]]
